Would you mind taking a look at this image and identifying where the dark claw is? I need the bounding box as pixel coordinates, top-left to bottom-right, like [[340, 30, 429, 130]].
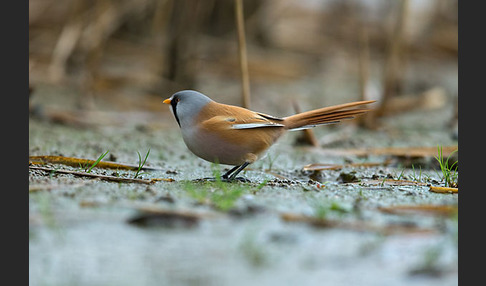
[[230, 177, 251, 183], [193, 177, 250, 183]]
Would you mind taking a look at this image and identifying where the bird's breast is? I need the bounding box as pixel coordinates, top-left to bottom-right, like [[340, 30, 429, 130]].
[[180, 124, 284, 166]]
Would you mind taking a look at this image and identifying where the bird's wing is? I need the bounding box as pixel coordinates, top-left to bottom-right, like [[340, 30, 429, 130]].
[[230, 111, 284, 129], [255, 112, 284, 121], [198, 102, 285, 130], [201, 115, 284, 130]]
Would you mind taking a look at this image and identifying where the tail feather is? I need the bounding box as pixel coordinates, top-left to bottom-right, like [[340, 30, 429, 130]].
[[283, 100, 375, 130]]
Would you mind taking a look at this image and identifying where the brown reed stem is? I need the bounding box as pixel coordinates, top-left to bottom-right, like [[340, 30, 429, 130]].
[[377, 0, 409, 117], [235, 0, 251, 108]]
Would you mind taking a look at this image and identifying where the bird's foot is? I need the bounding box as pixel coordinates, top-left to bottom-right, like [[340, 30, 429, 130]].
[[194, 177, 251, 183], [225, 177, 251, 183]]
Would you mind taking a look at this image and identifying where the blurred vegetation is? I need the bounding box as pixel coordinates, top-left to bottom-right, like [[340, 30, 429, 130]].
[[29, 0, 457, 118]]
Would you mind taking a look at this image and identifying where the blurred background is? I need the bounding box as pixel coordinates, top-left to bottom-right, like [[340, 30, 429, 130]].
[[29, 0, 457, 132], [29, 2, 459, 284]]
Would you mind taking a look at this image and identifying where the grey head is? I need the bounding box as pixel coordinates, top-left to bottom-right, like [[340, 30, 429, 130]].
[[167, 90, 213, 127]]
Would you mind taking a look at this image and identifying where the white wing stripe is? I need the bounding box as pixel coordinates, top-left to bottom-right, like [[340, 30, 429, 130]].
[[232, 123, 284, 129]]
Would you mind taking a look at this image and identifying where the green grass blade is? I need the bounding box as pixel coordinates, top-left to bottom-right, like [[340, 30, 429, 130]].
[[134, 149, 150, 179], [87, 150, 109, 173]]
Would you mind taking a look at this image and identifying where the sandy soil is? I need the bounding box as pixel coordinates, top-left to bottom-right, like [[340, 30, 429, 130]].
[[29, 79, 458, 285]]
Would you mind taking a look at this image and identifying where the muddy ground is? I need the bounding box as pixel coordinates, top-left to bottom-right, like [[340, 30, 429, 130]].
[[29, 76, 458, 286]]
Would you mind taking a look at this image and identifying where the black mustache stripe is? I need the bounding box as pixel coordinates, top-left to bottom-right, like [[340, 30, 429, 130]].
[[170, 99, 181, 127]]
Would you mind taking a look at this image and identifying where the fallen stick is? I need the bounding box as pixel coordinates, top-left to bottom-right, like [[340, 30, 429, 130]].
[[309, 145, 458, 158], [429, 186, 458, 194], [357, 179, 429, 187], [29, 166, 173, 184], [302, 161, 389, 171], [378, 204, 457, 216], [127, 208, 202, 228], [29, 155, 162, 171], [280, 212, 435, 235]]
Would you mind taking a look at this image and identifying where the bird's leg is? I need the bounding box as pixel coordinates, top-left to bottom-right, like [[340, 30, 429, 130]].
[[222, 162, 251, 182], [198, 164, 249, 183], [222, 165, 241, 180], [195, 163, 251, 183]]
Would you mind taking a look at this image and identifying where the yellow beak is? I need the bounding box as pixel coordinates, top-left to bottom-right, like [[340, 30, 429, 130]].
[[163, 98, 171, 104]]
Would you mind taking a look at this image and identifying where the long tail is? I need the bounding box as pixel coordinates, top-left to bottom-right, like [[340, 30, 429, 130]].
[[283, 100, 376, 131]]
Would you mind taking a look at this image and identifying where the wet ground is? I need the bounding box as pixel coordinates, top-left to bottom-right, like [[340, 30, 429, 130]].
[[29, 81, 458, 285]]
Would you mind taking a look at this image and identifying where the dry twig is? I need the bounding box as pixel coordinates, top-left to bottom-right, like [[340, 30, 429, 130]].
[[310, 145, 458, 158], [302, 161, 389, 171], [29, 166, 172, 184], [378, 204, 457, 216], [280, 212, 435, 235], [429, 186, 458, 194], [30, 155, 162, 171]]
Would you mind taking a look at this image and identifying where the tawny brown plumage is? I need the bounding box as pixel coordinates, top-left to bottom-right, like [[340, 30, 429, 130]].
[[163, 90, 375, 181], [282, 101, 374, 130]]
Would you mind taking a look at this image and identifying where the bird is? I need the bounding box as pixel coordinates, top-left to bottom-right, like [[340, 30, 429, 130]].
[[163, 90, 375, 181]]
